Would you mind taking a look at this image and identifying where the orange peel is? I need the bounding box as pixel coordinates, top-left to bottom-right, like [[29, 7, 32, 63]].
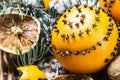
[[99, 0, 120, 22], [52, 5, 119, 73], [17, 65, 47, 80], [43, 0, 58, 10]]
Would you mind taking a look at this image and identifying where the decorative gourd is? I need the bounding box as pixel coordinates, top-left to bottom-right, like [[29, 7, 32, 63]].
[[51, 5, 119, 73]]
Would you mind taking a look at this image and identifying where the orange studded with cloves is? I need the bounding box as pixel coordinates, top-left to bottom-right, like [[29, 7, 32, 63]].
[[99, 0, 120, 22], [51, 5, 119, 74]]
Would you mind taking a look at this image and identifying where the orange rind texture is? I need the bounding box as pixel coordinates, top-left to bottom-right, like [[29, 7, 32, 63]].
[[17, 65, 47, 80], [52, 5, 119, 74], [99, 0, 120, 22]]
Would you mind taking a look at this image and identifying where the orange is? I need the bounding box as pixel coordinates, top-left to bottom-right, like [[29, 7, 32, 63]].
[[43, 0, 58, 10], [17, 65, 47, 80], [0, 13, 40, 54], [52, 5, 119, 73], [99, 0, 108, 12], [99, 0, 120, 22]]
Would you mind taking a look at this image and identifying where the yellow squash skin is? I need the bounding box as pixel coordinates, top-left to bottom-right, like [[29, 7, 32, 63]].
[[99, 0, 120, 22], [52, 5, 119, 74]]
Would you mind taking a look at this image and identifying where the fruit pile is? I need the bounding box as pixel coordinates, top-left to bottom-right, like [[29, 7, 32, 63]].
[[0, 0, 120, 80]]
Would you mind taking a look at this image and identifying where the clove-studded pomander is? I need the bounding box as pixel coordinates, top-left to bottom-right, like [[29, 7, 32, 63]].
[[51, 5, 119, 74], [99, 0, 120, 22]]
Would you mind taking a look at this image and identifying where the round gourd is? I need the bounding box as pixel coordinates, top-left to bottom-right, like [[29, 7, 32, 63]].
[[51, 5, 119, 73]]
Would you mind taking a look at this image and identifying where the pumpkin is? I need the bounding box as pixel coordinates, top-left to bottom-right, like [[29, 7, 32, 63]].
[[51, 5, 119, 74]]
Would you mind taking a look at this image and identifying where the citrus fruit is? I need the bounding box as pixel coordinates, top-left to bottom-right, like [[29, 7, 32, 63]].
[[99, 0, 108, 12], [17, 65, 47, 80], [43, 0, 58, 10], [99, 0, 120, 22], [0, 13, 40, 54], [52, 5, 119, 73]]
